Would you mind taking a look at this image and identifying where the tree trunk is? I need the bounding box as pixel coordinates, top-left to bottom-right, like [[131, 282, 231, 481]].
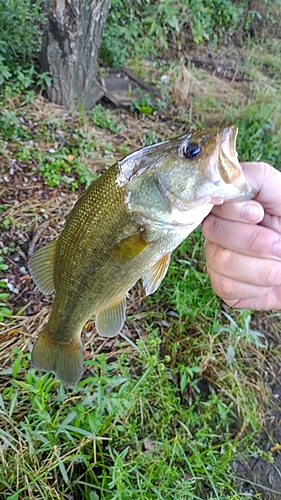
[[40, 0, 111, 110]]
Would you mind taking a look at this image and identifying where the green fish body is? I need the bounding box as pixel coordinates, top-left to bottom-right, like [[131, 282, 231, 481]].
[[29, 126, 255, 385]]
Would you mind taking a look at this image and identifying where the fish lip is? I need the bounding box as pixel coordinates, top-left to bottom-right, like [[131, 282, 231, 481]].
[[221, 126, 257, 197], [219, 125, 240, 168], [198, 126, 239, 187]]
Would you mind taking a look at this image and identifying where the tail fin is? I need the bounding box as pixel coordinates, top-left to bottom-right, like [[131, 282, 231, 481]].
[[31, 326, 84, 385]]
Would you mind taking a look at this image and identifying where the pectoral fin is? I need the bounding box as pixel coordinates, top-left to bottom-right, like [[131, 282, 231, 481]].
[[95, 296, 126, 337], [142, 253, 171, 295], [28, 239, 57, 294], [111, 231, 150, 260]]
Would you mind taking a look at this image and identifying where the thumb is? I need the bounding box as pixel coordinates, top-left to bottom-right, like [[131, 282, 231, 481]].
[[241, 162, 281, 217], [210, 199, 264, 223]]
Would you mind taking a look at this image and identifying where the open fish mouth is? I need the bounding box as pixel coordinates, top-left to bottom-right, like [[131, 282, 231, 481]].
[[214, 125, 256, 200]]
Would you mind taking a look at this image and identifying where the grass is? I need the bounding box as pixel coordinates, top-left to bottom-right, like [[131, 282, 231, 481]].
[[1, 33, 281, 500], [0, 321, 267, 499], [0, 232, 276, 499]]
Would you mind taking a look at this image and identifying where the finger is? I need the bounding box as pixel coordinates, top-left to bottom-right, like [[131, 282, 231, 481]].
[[208, 273, 281, 310], [210, 201, 281, 234], [211, 200, 264, 223], [206, 266, 272, 302], [205, 242, 281, 288], [205, 241, 281, 287], [224, 287, 281, 310], [260, 213, 281, 235], [202, 215, 281, 260], [240, 162, 281, 217]]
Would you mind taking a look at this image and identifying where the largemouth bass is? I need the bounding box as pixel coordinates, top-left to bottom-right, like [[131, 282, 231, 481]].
[[29, 125, 255, 385]]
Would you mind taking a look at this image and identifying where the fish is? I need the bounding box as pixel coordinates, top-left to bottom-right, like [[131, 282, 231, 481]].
[[29, 125, 255, 385]]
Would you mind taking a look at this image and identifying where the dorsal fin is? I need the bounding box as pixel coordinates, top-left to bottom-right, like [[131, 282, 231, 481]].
[[28, 239, 57, 294], [142, 253, 171, 295]]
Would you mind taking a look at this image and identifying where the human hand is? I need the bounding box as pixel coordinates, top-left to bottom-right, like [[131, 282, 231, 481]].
[[202, 162, 281, 310]]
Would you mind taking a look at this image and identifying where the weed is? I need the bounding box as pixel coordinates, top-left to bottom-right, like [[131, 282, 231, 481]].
[[0, 301, 13, 321], [0, 109, 105, 189], [141, 130, 162, 146], [100, 0, 279, 68], [0, 258, 13, 321], [0, 109, 32, 141], [90, 104, 125, 133], [131, 91, 166, 115], [1, 216, 20, 230], [37, 149, 97, 189], [236, 102, 281, 170], [0, 0, 47, 92]]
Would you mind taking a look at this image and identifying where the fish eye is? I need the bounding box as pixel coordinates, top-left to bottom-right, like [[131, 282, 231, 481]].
[[182, 143, 202, 159]]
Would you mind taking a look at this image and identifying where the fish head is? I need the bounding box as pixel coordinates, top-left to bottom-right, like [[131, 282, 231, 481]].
[[120, 125, 256, 226]]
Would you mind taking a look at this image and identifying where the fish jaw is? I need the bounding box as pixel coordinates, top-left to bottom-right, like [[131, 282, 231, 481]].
[[162, 202, 214, 229], [193, 125, 255, 206], [209, 125, 256, 203]]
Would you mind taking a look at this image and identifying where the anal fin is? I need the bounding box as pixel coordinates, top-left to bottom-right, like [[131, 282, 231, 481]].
[[95, 296, 126, 337], [28, 239, 57, 294], [142, 253, 171, 295]]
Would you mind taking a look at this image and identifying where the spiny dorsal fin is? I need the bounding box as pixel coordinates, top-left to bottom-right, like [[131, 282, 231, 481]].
[[95, 296, 126, 337], [28, 239, 57, 295], [142, 253, 171, 296], [111, 232, 150, 260]]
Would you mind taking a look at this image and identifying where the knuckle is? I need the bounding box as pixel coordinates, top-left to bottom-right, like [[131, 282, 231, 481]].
[[209, 269, 235, 299], [256, 161, 275, 183], [202, 214, 224, 243], [259, 263, 281, 287], [259, 161, 272, 173], [202, 214, 216, 239], [218, 275, 238, 298], [211, 245, 233, 272], [248, 229, 269, 254]]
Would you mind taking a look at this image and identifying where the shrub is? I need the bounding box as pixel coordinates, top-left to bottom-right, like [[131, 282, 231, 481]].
[[0, 0, 45, 88]]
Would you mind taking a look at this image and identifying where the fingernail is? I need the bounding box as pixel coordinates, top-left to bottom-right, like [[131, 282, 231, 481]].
[[273, 239, 281, 259], [241, 202, 264, 222]]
